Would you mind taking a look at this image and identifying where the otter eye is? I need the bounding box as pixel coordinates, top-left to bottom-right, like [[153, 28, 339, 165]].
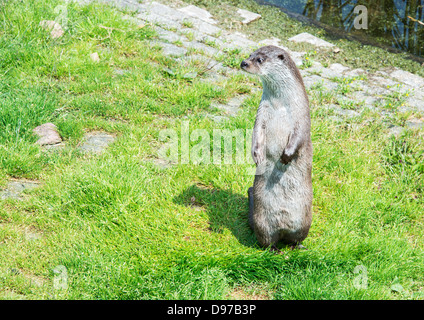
[[278, 54, 285, 60], [257, 57, 264, 63]]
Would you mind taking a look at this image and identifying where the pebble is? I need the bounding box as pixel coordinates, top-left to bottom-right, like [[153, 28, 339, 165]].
[[33, 123, 62, 146], [39, 20, 64, 39], [78, 131, 116, 154]]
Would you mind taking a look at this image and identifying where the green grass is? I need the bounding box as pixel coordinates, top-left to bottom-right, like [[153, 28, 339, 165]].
[[0, 0, 423, 300]]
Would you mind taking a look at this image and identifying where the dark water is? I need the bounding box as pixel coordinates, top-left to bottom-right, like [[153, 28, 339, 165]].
[[258, 0, 424, 59]]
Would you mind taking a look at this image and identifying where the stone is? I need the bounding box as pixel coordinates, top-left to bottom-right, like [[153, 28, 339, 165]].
[[114, 68, 130, 76], [288, 32, 334, 47], [221, 32, 257, 51], [345, 68, 365, 77], [370, 75, 399, 88], [137, 2, 185, 29], [155, 41, 187, 56], [100, 0, 141, 12], [258, 37, 281, 47], [0, 180, 39, 200], [390, 69, 424, 88], [139, 1, 180, 17], [155, 26, 182, 43], [237, 8, 261, 24], [33, 123, 62, 146], [289, 50, 306, 66], [306, 61, 324, 74], [303, 74, 338, 91], [406, 97, 424, 112], [406, 118, 424, 129], [189, 18, 221, 36], [178, 5, 217, 25], [181, 40, 219, 56], [319, 67, 342, 80], [211, 95, 248, 116], [25, 228, 42, 242], [179, 55, 225, 73], [137, 11, 181, 29], [79, 131, 115, 154], [303, 74, 324, 89], [90, 52, 100, 62], [388, 125, 404, 137], [39, 20, 64, 39], [335, 106, 360, 118], [364, 84, 389, 96], [329, 63, 350, 74], [353, 91, 378, 106]]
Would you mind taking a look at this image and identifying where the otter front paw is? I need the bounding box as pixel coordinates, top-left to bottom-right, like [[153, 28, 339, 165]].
[[280, 148, 296, 165], [252, 148, 265, 165]]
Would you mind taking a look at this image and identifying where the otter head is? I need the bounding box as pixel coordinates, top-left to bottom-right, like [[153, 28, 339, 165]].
[[240, 46, 302, 91]]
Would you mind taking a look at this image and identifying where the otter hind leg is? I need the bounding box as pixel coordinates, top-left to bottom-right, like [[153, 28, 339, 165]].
[[289, 243, 308, 250], [279, 229, 309, 250]]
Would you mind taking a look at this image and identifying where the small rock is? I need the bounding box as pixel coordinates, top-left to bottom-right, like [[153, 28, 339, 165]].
[[289, 50, 306, 66], [320, 67, 344, 80], [388, 125, 404, 137], [211, 95, 247, 116], [329, 63, 350, 74], [306, 61, 324, 74], [354, 91, 378, 106], [181, 39, 219, 56], [190, 19, 221, 36], [406, 97, 424, 112], [155, 26, 182, 43], [370, 75, 399, 88], [288, 32, 335, 48], [0, 180, 39, 200], [25, 228, 42, 242], [39, 20, 64, 39], [345, 68, 365, 77], [303, 74, 326, 89], [406, 118, 424, 129], [182, 71, 198, 80], [114, 68, 129, 76], [79, 131, 115, 154], [178, 5, 217, 25], [237, 8, 261, 24], [390, 69, 424, 88], [90, 52, 100, 62], [33, 123, 62, 146], [259, 37, 281, 47], [137, 11, 181, 29], [221, 32, 256, 51], [155, 41, 187, 57]]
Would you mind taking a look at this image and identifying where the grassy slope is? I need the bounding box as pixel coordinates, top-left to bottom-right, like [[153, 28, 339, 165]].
[[0, 0, 423, 299]]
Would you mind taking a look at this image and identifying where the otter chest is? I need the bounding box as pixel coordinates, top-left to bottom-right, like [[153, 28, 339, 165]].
[[264, 106, 292, 160]]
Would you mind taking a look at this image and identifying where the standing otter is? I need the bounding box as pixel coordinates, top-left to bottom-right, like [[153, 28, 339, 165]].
[[241, 45, 313, 252]]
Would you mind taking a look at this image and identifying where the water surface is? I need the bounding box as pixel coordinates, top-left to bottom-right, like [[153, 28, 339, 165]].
[[258, 0, 424, 58]]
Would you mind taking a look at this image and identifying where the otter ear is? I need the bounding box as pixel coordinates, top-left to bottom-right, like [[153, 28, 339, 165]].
[[278, 54, 285, 60]]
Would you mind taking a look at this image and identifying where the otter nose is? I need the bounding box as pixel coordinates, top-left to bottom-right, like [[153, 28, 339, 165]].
[[240, 60, 248, 68]]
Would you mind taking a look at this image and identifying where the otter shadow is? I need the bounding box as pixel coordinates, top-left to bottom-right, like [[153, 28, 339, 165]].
[[173, 184, 257, 248]]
